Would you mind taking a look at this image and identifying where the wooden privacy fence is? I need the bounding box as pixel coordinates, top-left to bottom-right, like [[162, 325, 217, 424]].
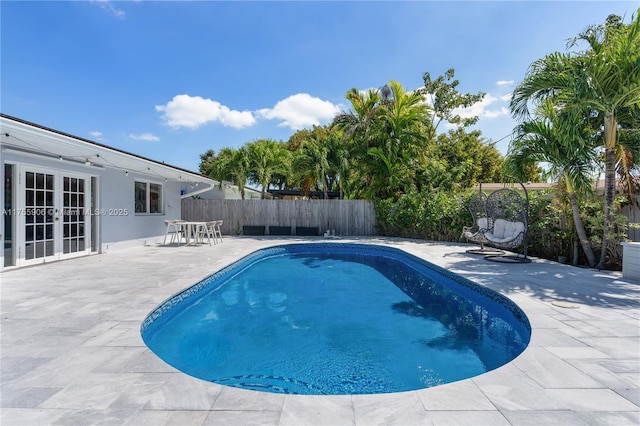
[[181, 199, 377, 236], [621, 195, 640, 242]]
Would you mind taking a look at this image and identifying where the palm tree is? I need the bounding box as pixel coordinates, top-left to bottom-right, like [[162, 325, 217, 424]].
[[613, 104, 640, 197], [208, 147, 250, 199], [325, 129, 350, 199], [333, 81, 430, 199], [333, 87, 382, 152], [507, 100, 598, 267], [293, 136, 330, 199], [364, 146, 413, 199], [510, 12, 640, 268], [379, 81, 430, 164], [332, 88, 382, 197], [247, 139, 290, 199]]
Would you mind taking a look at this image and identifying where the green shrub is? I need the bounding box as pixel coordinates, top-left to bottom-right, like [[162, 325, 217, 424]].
[[374, 191, 470, 241], [374, 188, 626, 269], [581, 196, 630, 269]]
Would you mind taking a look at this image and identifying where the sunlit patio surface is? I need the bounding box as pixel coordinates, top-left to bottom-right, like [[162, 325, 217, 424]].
[[1, 237, 639, 425]]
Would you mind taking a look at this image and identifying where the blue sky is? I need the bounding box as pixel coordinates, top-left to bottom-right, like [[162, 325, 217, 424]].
[[2, 1, 637, 173]]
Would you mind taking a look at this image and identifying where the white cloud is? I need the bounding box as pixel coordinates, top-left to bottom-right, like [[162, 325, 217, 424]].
[[496, 80, 515, 86], [89, 131, 103, 138], [91, 0, 126, 18], [257, 93, 341, 130], [156, 94, 256, 129], [500, 93, 512, 102], [483, 107, 510, 118], [453, 94, 510, 120], [129, 133, 160, 142]]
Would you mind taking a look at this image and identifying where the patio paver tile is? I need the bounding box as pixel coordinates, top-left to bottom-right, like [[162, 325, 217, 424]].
[[416, 380, 496, 411], [545, 346, 611, 359], [1, 237, 638, 424], [280, 395, 354, 425], [142, 374, 221, 411], [545, 388, 639, 411], [578, 337, 640, 359], [575, 411, 640, 426], [425, 410, 510, 425], [0, 408, 71, 425], [500, 409, 590, 425], [203, 410, 281, 426], [211, 386, 285, 411], [565, 359, 640, 389], [512, 347, 602, 388], [353, 391, 431, 425]]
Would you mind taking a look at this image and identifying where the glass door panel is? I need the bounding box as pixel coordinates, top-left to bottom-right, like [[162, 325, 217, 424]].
[[23, 171, 56, 262], [4, 164, 15, 267], [19, 167, 91, 266], [61, 175, 89, 258]]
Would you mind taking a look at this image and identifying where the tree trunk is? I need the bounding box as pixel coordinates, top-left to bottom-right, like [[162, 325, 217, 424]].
[[568, 192, 597, 268], [323, 177, 328, 200], [598, 112, 617, 270]]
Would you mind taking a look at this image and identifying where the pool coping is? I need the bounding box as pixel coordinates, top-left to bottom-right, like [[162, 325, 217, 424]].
[[1, 237, 639, 425]]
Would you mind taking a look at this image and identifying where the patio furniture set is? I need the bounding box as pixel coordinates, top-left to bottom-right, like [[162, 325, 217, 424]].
[[163, 220, 223, 246]]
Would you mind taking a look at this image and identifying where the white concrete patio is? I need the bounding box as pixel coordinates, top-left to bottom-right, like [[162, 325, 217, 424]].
[[1, 237, 639, 425]]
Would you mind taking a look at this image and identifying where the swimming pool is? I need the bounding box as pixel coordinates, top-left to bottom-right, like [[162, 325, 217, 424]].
[[141, 243, 531, 395]]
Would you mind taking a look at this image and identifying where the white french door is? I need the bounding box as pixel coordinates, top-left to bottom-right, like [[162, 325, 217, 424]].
[[18, 165, 92, 267]]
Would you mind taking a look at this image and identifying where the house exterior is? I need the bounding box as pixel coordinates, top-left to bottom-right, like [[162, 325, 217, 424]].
[[1, 114, 221, 271], [198, 181, 264, 200]]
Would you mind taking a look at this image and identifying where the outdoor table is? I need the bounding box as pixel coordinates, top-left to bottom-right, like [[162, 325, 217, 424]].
[[182, 221, 208, 245]]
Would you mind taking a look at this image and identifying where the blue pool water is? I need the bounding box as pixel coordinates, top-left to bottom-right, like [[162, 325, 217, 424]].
[[142, 244, 530, 395]]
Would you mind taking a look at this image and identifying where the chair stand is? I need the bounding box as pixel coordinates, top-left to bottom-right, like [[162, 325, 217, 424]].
[[466, 247, 505, 256], [484, 253, 532, 263]]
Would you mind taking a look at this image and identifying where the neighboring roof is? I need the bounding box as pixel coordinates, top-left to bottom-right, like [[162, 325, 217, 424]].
[[470, 180, 607, 193], [0, 113, 216, 187], [268, 189, 342, 199], [470, 182, 554, 192]]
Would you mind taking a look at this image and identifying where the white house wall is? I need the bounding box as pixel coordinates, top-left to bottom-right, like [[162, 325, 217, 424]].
[[1, 149, 183, 269], [98, 167, 182, 252], [1, 114, 226, 270]]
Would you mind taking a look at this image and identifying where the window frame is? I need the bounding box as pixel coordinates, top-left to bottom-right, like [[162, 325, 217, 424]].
[[134, 180, 163, 215]]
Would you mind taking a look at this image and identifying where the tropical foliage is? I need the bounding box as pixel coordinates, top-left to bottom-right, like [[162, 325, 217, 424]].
[[198, 12, 640, 270], [203, 75, 503, 201], [510, 11, 640, 268], [506, 99, 599, 267]]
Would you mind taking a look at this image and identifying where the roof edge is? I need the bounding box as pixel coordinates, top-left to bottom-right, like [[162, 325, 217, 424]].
[[0, 113, 212, 182]]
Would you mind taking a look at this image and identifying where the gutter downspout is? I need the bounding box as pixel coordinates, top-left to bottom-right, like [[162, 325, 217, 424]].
[[180, 181, 218, 199]]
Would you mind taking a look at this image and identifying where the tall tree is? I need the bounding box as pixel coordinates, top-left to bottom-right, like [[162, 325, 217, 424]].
[[429, 128, 504, 189], [421, 68, 485, 140], [208, 147, 250, 199], [333, 81, 429, 199], [613, 104, 640, 197], [510, 12, 640, 268], [325, 128, 350, 199], [507, 99, 598, 267], [293, 135, 330, 198], [247, 139, 290, 199], [199, 149, 216, 176]]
